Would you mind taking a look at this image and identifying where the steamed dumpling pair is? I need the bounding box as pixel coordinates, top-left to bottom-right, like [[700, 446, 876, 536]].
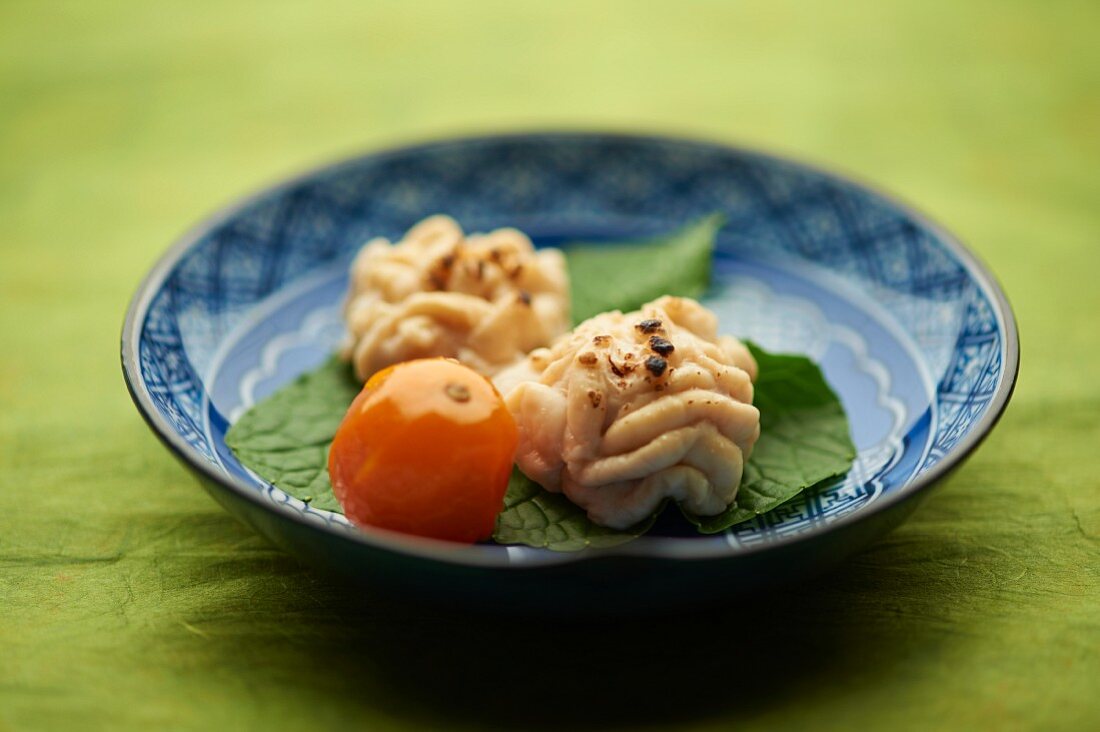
[[342, 216, 760, 529]]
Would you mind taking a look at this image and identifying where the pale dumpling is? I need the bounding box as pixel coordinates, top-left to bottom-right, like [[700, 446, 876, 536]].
[[342, 215, 570, 381], [494, 296, 760, 529]]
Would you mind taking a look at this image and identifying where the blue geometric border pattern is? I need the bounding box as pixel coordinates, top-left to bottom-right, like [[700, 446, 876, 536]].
[[918, 290, 1002, 473], [141, 285, 214, 464], [138, 134, 1005, 518]]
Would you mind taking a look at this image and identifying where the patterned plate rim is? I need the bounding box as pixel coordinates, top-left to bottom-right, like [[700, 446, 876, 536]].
[[120, 130, 1020, 568]]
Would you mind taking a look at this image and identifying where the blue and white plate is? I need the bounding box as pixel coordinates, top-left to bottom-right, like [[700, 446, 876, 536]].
[[122, 133, 1018, 612]]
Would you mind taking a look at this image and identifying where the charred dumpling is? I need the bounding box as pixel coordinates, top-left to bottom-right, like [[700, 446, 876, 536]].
[[494, 296, 760, 529], [343, 215, 570, 380]]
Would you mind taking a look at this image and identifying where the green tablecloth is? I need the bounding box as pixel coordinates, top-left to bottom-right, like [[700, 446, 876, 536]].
[[2, 2, 1097, 729]]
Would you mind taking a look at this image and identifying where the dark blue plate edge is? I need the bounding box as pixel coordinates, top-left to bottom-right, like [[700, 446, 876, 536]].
[[119, 130, 1020, 569]]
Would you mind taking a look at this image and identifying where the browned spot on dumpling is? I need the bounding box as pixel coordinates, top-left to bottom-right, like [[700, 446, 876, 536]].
[[587, 390, 602, 408], [427, 271, 448, 290]]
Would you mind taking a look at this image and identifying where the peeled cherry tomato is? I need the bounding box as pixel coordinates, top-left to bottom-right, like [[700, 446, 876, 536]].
[[328, 358, 518, 543]]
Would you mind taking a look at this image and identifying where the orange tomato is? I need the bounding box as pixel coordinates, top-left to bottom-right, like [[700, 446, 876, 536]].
[[328, 358, 518, 543]]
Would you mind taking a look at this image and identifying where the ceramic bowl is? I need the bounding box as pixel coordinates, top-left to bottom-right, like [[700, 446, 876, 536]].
[[122, 133, 1018, 613]]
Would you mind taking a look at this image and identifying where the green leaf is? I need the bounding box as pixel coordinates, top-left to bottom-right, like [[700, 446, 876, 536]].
[[565, 213, 725, 324], [681, 342, 857, 533], [492, 469, 657, 551], [224, 356, 359, 512]]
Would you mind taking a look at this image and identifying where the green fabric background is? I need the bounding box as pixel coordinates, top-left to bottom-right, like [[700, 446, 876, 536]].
[[2, 1, 1097, 730]]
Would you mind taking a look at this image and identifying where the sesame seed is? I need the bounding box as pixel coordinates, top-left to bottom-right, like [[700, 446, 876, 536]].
[[648, 336, 675, 356], [644, 355, 668, 377], [444, 383, 471, 402]]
